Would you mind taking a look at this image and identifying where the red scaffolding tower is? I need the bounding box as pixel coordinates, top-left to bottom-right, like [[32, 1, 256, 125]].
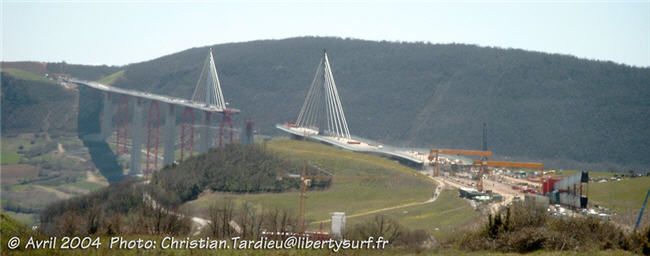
[[219, 109, 234, 147], [180, 107, 195, 161]]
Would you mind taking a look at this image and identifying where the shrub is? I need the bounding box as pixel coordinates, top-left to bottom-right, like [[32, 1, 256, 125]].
[[458, 201, 641, 253]]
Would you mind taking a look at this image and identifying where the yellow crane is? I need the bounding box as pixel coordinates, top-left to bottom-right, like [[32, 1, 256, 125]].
[[289, 162, 328, 233]]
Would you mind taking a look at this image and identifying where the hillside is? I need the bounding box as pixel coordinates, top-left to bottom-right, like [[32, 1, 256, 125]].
[[182, 139, 479, 239], [1, 69, 78, 135], [1, 62, 120, 135], [152, 143, 332, 202], [39, 139, 469, 241], [108, 37, 649, 169]]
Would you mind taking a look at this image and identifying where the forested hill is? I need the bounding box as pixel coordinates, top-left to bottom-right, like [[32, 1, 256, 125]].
[[112, 37, 647, 169], [1, 62, 119, 135]]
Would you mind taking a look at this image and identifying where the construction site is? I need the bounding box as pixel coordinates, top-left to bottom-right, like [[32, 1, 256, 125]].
[[275, 49, 650, 238], [12, 47, 647, 253]]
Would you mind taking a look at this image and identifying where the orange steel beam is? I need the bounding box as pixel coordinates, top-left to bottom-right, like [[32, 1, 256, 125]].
[[473, 160, 544, 170], [428, 148, 492, 160]]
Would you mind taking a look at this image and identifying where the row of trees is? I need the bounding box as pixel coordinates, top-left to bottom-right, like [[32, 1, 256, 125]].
[[347, 215, 433, 250], [39, 179, 191, 236], [204, 199, 299, 239]]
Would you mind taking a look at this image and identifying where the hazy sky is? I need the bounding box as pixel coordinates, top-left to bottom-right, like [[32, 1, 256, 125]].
[[2, 1, 649, 67]]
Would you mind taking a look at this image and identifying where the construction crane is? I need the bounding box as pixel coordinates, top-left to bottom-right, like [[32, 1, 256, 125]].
[[472, 160, 544, 191], [428, 148, 492, 177], [298, 164, 310, 233], [284, 162, 330, 233]]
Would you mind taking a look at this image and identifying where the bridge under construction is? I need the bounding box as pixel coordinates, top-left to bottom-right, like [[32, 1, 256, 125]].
[[69, 49, 239, 176], [276, 51, 433, 167]]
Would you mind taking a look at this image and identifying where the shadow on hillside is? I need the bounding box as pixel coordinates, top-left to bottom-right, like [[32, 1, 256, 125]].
[[77, 86, 123, 183]]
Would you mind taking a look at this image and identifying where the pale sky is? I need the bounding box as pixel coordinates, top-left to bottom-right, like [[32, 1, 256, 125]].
[[2, 0, 649, 67]]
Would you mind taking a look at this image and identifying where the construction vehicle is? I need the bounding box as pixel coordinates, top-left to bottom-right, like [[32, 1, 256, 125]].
[[472, 160, 544, 191], [428, 148, 492, 176]]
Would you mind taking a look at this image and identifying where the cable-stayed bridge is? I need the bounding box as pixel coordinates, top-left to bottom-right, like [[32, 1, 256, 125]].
[[276, 51, 430, 166], [69, 49, 239, 176]]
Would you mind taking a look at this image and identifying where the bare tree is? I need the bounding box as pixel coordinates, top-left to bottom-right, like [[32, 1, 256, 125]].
[[207, 198, 236, 238], [208, 203, 223, 237], [104, 213, 122, 235], [237, 202, 262, 239], [349, 215, 403, 242], [57, 210, 80, 236], [85, 203, 101, 235]]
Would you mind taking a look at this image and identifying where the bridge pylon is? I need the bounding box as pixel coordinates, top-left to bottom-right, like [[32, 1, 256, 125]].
[[192, 48, 227, 111], [295, 51, 351, 140], [191, 48, 238, 149]]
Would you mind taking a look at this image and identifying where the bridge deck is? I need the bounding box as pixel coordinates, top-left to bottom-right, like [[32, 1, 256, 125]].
[[276, 124, 429, 165], [69, 78, 239, 113]]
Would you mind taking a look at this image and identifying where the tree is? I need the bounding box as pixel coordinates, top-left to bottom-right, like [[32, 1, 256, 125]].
[[349, 215, 403, 242]]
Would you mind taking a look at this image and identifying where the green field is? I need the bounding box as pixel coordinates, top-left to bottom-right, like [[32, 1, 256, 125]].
[[1, 68, 53, 84], [350, 189, 480, 241], [1, 134, 108, 221], [1, 150, 21, 165], [3, 211, 36, 227], [589, 176, 650, 227], [184, 139, 452, 228], [97, 70, 124, 85], [63, 180, 106, 191], [590, 177, 650, 211]]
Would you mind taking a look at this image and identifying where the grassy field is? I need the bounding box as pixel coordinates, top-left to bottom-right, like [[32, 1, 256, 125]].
[[182, 139, 485, 242], [0, 164, 39, 184], [590, 176, 650, 211], [1, 134, 109, 223], [184, 139, 452, 228], [63, 180, 106, 191], [97, 70, 124, 85], [1, 150, 21, 165], [1, 68, 53, 84], [3, 211, 37, 227], [349, 188, 481, 242], [589, 176, 650, 227]]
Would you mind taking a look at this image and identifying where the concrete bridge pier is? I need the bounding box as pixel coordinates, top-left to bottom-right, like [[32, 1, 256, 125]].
[[163, 104, 176, 166], [129, 98, 144, 175], [101, 92, 114, 140]]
